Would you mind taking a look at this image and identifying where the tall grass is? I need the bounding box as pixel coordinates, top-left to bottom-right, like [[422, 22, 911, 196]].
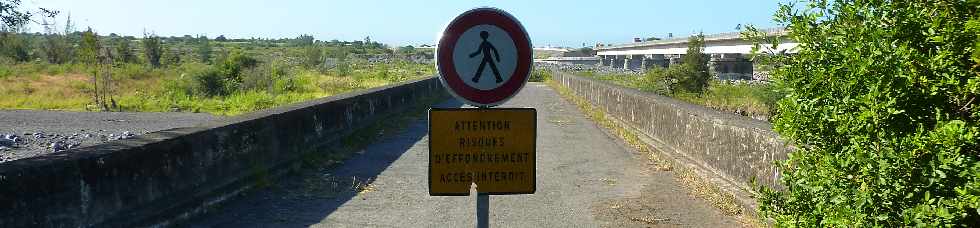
[[1, 59, 434, 115], [577, 71, 782, 120]]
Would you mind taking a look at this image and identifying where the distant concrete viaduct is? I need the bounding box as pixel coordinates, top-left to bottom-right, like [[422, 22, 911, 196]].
[[542, 28, 799, 80], [598, 28, 797, 80]]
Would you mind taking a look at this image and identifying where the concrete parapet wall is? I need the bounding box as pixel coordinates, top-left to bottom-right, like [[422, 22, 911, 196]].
[[552, 72, 790, 190], [0, 77, 449, 228]]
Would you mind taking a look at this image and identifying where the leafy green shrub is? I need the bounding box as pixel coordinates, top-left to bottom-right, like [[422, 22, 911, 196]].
[[195, 35, 212, 63], [142, 33, 163, 67], [0, 32, 30, 62], [161, 48, 182, 67], [219, 49, 258, 86], [114, 38, 138, 63], [40, 34, 73, 64], [191, 67, 227, 97], [529, 69, 551, 82], [303, 45, 322, 68], [242, 59, 299, 94], [756, 1, 980, 226], [699, 81, 781, 118]]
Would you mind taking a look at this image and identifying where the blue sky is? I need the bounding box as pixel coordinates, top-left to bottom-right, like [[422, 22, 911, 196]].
[[23, 0, 782, 47]]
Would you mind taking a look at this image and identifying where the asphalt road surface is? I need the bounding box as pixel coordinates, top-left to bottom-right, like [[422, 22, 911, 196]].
[[189, 83, 741, 227]]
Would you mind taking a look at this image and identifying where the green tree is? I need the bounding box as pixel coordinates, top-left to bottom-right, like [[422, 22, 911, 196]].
[[753, 1, 980, 226], [142, 32, 162, 67], [293, 34, 314, 46], [77, 27, 99, 64], [0, 1, 36, 62], [38, 15, 73, 64], [678, 33, 709, 94], [0, 31, 29, 61], [114, 38, 136, 63], [4, 0, 58, 62], [195, 35, 211, 63]]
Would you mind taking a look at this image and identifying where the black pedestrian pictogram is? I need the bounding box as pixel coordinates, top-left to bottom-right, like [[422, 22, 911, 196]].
[[469, 31, 503, 83]]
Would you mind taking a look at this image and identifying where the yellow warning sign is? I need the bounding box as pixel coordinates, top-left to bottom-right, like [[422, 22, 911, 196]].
[[428, 108, 536, 196]]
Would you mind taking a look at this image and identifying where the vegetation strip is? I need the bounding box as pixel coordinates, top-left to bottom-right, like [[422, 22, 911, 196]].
[[1, 27, 435, 115]]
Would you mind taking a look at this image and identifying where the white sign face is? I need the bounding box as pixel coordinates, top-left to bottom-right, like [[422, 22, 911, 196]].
[[451, 25, 518, 91]]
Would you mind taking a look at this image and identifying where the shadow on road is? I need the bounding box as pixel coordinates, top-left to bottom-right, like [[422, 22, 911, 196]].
[[190, 99, 463, 227]]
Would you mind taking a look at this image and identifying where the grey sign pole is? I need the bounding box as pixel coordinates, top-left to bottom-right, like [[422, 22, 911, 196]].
[[477, 193, 489, 228]]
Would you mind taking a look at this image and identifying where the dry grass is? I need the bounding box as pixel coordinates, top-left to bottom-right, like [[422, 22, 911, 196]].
[[0, 61, 433, 115]]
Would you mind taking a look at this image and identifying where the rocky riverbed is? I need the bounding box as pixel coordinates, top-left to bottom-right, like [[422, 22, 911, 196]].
[[0, 110, 218, 163]]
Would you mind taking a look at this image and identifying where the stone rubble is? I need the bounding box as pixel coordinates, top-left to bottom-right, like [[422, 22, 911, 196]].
[[0, 130, 150, 161]]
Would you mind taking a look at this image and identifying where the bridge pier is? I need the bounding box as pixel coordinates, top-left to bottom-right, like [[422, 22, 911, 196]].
[[599, 55, 610, 67], [710, 53, 753, 80], [668, 55, 683, 67], [611, 56, 625, 69], [643, 54, 667, 70], [626, 55, 643, 70]]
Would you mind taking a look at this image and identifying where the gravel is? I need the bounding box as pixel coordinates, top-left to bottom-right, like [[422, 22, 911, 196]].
[[0, 110, 218, 163]]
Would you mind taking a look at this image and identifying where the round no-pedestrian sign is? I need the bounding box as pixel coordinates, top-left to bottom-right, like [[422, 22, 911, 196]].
[[437, 8, 533, 107]]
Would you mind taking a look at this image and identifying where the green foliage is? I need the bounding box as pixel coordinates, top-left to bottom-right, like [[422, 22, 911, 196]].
[[242, 58, 298, 94], [40, 24, 73, 64], [76, 27, 98, 64], [303, 45, 322, 68], [398, 45, 416, 55], [160, 48, 181, 67], [292, 34, 314, 47], [756, 0, 980, 226], [195, 35, 212, 63], [334, 60, 352, 76], [189, 65, 227, 97], [218, 49, 257, 85], [580, 69, 781, 119], [114, 38, 137, 63], [692, 81, 782, 118], [678, 33, 710, 94], [529, 69, 551, 82], [142, 32, 162, 67], [2, 32, 435, 115], [639, 66, 676, 94], [0, 32, 29, 61]]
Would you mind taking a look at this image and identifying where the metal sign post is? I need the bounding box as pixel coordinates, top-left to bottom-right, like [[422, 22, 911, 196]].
[[430, 7, 535, 228], [477, 193, 489, 228]]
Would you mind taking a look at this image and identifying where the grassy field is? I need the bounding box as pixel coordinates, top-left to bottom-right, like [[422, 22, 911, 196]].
[[575, 70, 781, 119], [0, 59, 434, 115], [0, 30, 440, 115]]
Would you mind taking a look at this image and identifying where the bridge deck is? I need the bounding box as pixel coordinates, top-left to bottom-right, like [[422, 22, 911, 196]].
[[188, 83, 740, 227]]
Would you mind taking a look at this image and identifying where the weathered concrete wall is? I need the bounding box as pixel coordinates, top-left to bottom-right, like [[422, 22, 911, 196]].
[[552, 72, 791, 190], [0, 77, 448, 228]]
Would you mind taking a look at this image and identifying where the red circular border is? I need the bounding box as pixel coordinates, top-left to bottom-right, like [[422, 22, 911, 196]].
[[437, 9, 532, 106]]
